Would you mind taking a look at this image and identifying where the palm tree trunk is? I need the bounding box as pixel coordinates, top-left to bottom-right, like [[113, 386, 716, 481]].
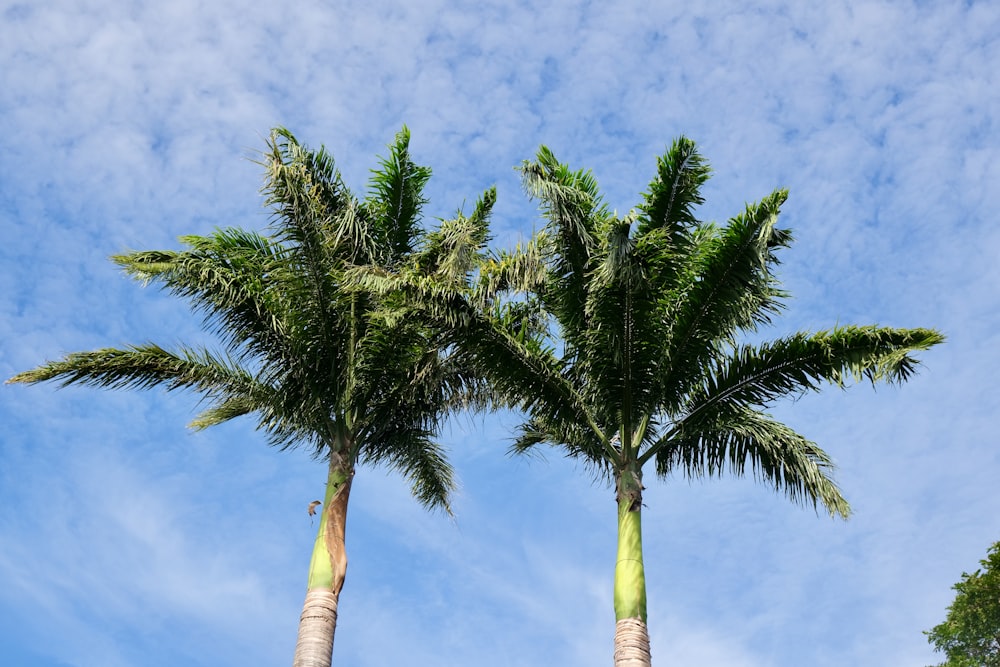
[[614, 466, 651, 667], [293, 453, 353, 667]]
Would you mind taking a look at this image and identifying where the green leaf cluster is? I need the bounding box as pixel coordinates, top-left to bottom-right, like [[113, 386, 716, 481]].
[[926, 542, 1000, 667], [8, 129, 947, 667], [8, 127, 476, 512], [366, 136, 943, 520]]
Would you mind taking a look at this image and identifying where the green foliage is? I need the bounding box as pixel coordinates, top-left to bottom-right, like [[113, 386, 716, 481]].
[[363, 137, 944, 516], [8, 128, 474, 513], [293, 134, 945, 661], [926, 542, 1000, 667]]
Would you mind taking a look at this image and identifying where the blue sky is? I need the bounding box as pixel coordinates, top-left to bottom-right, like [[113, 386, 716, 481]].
[[1, 1, 998, 665]]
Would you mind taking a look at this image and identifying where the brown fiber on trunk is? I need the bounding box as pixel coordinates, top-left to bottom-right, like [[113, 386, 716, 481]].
[[614, 617, 652, 667], [325, 472, 352, 596], [292, 458, 353, 667]]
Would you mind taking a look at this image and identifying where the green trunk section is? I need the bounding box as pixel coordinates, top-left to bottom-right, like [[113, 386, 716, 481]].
[[306, 455, 353, 592], [614, 468, 647, 622]]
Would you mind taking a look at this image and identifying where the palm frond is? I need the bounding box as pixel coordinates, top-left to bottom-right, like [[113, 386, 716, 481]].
[[519, 146, 609, 347], [416, 187, 496, 286], [363, 431, 456, 513], [365, 126, 433, 265], [577, 215, 660, 441], [473, 234, 548, 310], [683, 326, 945, 418], [640, 326, 943, 468], [113, 228, 290, 364], [189, 388, 329, 454], [189, 395, 257, 429], [656, 189, 791, 409], [655, 406, 850, 517], [351, 259, 608, 448], [637, 136, 711, 243], [511, 413, 618, 473], [263, 127, 374, 269], [346, 328, 461, 512], [8, 343, 251, 394], [6, 342, 347, 453]]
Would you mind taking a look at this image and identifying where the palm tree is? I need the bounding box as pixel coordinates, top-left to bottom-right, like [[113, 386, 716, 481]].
[[7, 128, 480, 667], [357, 138, 944, 666]]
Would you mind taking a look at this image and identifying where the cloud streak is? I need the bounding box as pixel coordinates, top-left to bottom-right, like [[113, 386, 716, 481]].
[[2, 1, 998, 666]]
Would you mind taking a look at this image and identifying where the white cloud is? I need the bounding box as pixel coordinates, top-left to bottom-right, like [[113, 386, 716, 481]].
[[2, 0, 998, 665]]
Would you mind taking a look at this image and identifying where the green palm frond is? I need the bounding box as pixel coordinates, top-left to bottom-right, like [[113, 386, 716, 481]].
[[365, 125, 433, 266], [191, 382, 333, 454], [654, 406, 850, 517], [590, 215, 641, 288], [357, 255, 607, 446], [189, 395, 258, 430], [5, 342, 339, 452], [417, 188, 496, 286], [637, 135, 711, 243], [519, 145, 606, 231], [474, 234, 548, 307], [512, 413, 619, 472], [362, 429, 456, 512], [579, 214, 663, 432], [263, 128, 364, 263], [348, 332, 462, 512], [260, 130, 360, 395], [113, 228, 290, 364], [656, 189, 791, 410], [676, 326, 945, 424], [8, 343, 252, 394], [519, 146, 609, 347]]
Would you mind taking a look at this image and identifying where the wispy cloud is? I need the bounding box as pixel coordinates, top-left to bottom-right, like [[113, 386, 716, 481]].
[[2, 1, 998, 665]]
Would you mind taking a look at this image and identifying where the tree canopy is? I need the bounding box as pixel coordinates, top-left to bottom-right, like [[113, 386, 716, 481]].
[[8, 127, 483, 667], [926, 541, 1000, 667], [356, 136, 944, 667]]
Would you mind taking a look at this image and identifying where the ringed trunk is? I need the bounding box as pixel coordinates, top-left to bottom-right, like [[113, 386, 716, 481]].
[[292, 453, 353, 667], [614, 466, 651, 667]]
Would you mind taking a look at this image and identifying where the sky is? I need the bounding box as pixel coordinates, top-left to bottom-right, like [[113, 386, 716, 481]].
[[1, 1, 998, 666]]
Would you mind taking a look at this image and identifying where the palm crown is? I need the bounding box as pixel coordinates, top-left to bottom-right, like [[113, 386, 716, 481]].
[[359, 136, 943, 666], [514, 140, 942, 506], [11, 127, 462, 504], [8, 127, 476, 667]]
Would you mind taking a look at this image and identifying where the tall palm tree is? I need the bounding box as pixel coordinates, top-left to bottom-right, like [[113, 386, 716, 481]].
[[357, 138, 944, 666], [7, 128, 479, 667]]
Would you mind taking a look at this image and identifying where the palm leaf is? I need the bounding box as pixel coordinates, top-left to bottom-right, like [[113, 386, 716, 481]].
[[417, 187, 496, 285], [637, 135, 711, 243], [365, 125, 432, 266], [656, 189, 791, 411], [519, 146, 609, 350], [655, 406, 850, 517], [690, 326, 943, 412], [113, 228, 290, 365], [8, 343, 253, 394]]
